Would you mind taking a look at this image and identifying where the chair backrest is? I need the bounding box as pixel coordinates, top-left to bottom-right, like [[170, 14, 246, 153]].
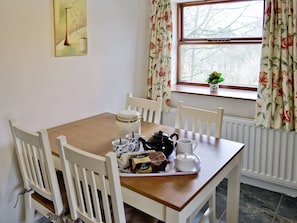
[[125, 92, 162, 124], [175, 101, 224, 138], [9, 119, 64, 215], [56, 135, 126, 223]]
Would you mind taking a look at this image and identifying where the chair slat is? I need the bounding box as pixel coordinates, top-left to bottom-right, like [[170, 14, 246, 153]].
[[89, 171, 104, 222], [81, 168, 94, 219], [73, 164, 85, 213], [97, 174, 112, 223], [32, 146, 45, 189]]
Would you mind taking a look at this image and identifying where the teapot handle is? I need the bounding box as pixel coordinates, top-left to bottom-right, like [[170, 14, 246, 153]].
[[170, 133, 179, 147], [170, 133, 179, 141]]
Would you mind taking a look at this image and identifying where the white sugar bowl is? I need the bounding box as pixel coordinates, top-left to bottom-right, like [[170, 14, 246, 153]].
[[175, 153, 200, 172]]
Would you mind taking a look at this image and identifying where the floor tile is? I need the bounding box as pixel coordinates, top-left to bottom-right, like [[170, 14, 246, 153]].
[[239, 205, 275, 223], [273, 215, 297, 223], [237, 183, 281, 223], [36, 216, 50, 223], [274, 195, 297, 223], [240, 183, 282, 211], [213, 179, 294, 223]]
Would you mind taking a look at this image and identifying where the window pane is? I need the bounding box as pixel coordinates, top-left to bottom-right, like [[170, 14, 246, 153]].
[[180, 44, 261, 87], [183, 1, 263, 39]]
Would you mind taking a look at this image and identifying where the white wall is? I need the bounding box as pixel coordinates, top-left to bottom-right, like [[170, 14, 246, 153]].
[[0, 1, 150, 222]]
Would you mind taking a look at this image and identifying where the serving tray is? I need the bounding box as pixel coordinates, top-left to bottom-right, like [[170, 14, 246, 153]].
[[119, 167, 200, 177], [118, 151, 201, 177]]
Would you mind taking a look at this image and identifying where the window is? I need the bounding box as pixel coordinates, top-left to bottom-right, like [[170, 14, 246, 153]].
[[177, 0, 264, 90]]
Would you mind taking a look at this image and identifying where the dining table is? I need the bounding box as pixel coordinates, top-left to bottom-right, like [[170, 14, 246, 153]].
[[47, 112, 244, 223]]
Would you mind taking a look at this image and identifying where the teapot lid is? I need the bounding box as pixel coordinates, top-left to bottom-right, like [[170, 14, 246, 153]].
[[116, 110, 140, 122], [153, 131, 169, 138]]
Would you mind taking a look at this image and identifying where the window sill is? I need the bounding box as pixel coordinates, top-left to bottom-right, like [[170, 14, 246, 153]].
[[171, 84, 257, 101]]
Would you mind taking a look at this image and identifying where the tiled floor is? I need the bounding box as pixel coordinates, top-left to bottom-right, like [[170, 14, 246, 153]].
[[210, 179, 297, 223]]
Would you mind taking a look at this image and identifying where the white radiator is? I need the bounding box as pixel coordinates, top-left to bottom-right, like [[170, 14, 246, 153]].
[[222, 116, 297, 195], [161, 110, 297, 196]]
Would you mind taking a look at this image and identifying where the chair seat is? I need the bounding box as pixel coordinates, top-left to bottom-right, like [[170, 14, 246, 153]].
[[32, 193, 55, 214], [32, 171, 68, 214]]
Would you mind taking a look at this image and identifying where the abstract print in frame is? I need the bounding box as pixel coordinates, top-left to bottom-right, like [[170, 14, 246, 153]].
[[53, 0, 87, 57]]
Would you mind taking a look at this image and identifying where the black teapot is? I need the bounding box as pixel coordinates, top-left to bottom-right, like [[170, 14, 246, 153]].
[[138, 131, 179, 158]]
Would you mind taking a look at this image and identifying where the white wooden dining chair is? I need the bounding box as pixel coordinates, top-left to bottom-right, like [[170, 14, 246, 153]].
[[174, 101, 224, 223], [126, 92, 162, 124], [56, 135, 159, 223], [175, 101, 224, 138], [9, 119, 65, 223]]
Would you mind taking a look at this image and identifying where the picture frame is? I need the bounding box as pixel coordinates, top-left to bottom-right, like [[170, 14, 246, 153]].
[[53, 0, 88, 57]]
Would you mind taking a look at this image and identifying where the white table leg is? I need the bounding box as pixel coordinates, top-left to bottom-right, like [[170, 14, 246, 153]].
[[166, 207, 187, 223], [226, 152, 242, 223]]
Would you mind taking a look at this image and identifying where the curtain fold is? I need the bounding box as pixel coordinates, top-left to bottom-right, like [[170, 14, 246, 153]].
[[255, 0, 297, 132], [147, 0, 173, 112]]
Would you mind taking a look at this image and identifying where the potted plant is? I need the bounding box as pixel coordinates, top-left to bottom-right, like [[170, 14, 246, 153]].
[[206, 71, 224, 92]]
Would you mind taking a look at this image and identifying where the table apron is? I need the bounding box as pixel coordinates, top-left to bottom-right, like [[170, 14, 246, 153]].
[[121, 186, 166, 220]]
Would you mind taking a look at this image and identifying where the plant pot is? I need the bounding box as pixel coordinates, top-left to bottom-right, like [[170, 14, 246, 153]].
[[210, 84, 219, 93]]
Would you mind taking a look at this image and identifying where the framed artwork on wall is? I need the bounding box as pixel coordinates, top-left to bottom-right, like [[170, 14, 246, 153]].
[[53, 0, 88, 57]]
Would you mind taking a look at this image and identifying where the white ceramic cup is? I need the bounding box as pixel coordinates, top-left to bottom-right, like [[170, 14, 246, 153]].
[[125, 133, 142, 152], [112, 138, 135, 157], [176, 138, 198, 155], [175, 153, 200, 172]]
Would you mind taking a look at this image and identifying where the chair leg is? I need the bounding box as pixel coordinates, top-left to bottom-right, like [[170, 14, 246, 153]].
[[196, 191, 216, 223], [187, 214, 195, 223], [24, 193, 35, 223], [197, 208, 210, 223], [208, 191, 216, 223]]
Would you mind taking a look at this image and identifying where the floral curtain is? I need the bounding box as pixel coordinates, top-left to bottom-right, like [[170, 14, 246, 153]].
[[255, 0, 297, 132], [147, 0, 172, 112]]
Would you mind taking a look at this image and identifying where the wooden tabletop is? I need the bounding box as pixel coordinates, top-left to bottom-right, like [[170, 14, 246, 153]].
[[47, 112, 244, 212]]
